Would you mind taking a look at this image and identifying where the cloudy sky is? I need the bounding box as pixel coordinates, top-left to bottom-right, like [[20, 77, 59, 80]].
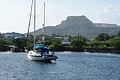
[[0, 0, 120, 33]]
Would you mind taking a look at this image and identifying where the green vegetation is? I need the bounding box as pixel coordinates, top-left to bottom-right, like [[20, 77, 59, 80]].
[[11, 38, 28, 51], [49, 40, 66, 51], [49, 43, 65, 51], [0, 31, 120, 53], [110, 38, 120, 49], [70, 36, 86, 51], [84, 31, 120, 53], [117, 31, 120, 38], [0, 38, 10, 51], [0, 38, 10, 45], [94, 33, 111, 41]]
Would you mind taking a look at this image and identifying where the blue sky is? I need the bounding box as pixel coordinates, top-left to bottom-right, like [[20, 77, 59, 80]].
[[0, 0, 120, 33]]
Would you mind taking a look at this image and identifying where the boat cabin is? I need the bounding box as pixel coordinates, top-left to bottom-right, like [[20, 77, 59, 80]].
[[34, 44, 49, 55]]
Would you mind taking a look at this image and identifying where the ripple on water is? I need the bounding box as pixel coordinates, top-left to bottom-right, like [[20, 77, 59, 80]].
[[0, 52, 120, 80]]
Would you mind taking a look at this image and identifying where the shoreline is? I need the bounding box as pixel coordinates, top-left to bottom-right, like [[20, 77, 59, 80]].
[[0, 45, 120, 54]]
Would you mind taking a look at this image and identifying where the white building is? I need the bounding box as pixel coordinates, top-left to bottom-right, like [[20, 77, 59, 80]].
[[61, 40, 70, 45], [3, 32, 24, 39]]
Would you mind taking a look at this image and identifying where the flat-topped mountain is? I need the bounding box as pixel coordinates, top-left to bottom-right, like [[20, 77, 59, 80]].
[[33, 15, 120, 39]]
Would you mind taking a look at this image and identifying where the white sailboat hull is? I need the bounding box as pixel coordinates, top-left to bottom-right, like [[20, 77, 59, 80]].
[[27, 51, 58, 61], [27, 54, 44, 61]]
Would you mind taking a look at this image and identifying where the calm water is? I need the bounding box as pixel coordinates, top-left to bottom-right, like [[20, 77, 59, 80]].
[[0, 52, 120, 80]]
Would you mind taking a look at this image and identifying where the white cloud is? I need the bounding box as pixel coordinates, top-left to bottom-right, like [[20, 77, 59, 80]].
[[95, 4, 120, 25], [103, 4, 113, 13]]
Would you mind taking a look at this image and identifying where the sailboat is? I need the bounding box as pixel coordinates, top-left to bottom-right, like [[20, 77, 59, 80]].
[[25, 0, 58, 61]]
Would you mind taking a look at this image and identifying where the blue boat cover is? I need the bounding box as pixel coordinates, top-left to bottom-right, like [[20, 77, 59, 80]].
[[41, 47, 49, 53], [34, 44, 49, 54], [34, 44, 43, 48]]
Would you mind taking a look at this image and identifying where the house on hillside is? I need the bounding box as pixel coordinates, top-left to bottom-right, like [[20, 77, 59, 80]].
[[3, 32, 24, 39], [61, 39, 70, 45], [61, 36, 70, 45]]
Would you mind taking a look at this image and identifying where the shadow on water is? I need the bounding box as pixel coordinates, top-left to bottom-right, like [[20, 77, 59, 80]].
[[33, 60, 52, 63], [26, 59, 57, 64]]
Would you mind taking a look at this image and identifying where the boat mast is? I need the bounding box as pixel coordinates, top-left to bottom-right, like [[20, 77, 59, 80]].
[[33, 0, 36, 50], [43, 2, 46, 46], [27, 0, 33, 38]]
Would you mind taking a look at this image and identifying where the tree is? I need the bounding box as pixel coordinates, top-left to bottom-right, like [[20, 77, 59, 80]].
[[51, 40, 61, 44], [0, 38, 9, 45], [49, 43, 65, 51], [110, 38, 120, 49], [0, 38, 10, 51], [117, 31, 120, 38], [49, 40, 65, 51], [12, 38, 27, 50], [87, 40, 111, 48], [94, 33, 111, 41], [70, 35, 86, 51]]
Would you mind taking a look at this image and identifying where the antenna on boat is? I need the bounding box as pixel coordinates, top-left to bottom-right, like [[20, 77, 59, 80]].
[[43, 2, 46, 46], [33, 0, 36, 50]]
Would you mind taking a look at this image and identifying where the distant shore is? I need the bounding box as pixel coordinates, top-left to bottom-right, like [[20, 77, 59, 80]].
[[0, 46, 120, 54], [49, 47, 120, 54]]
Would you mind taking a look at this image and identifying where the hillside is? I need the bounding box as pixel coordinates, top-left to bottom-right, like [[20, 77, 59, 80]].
[[95, 23, 120, 27], [33, 15, 120, 39]]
